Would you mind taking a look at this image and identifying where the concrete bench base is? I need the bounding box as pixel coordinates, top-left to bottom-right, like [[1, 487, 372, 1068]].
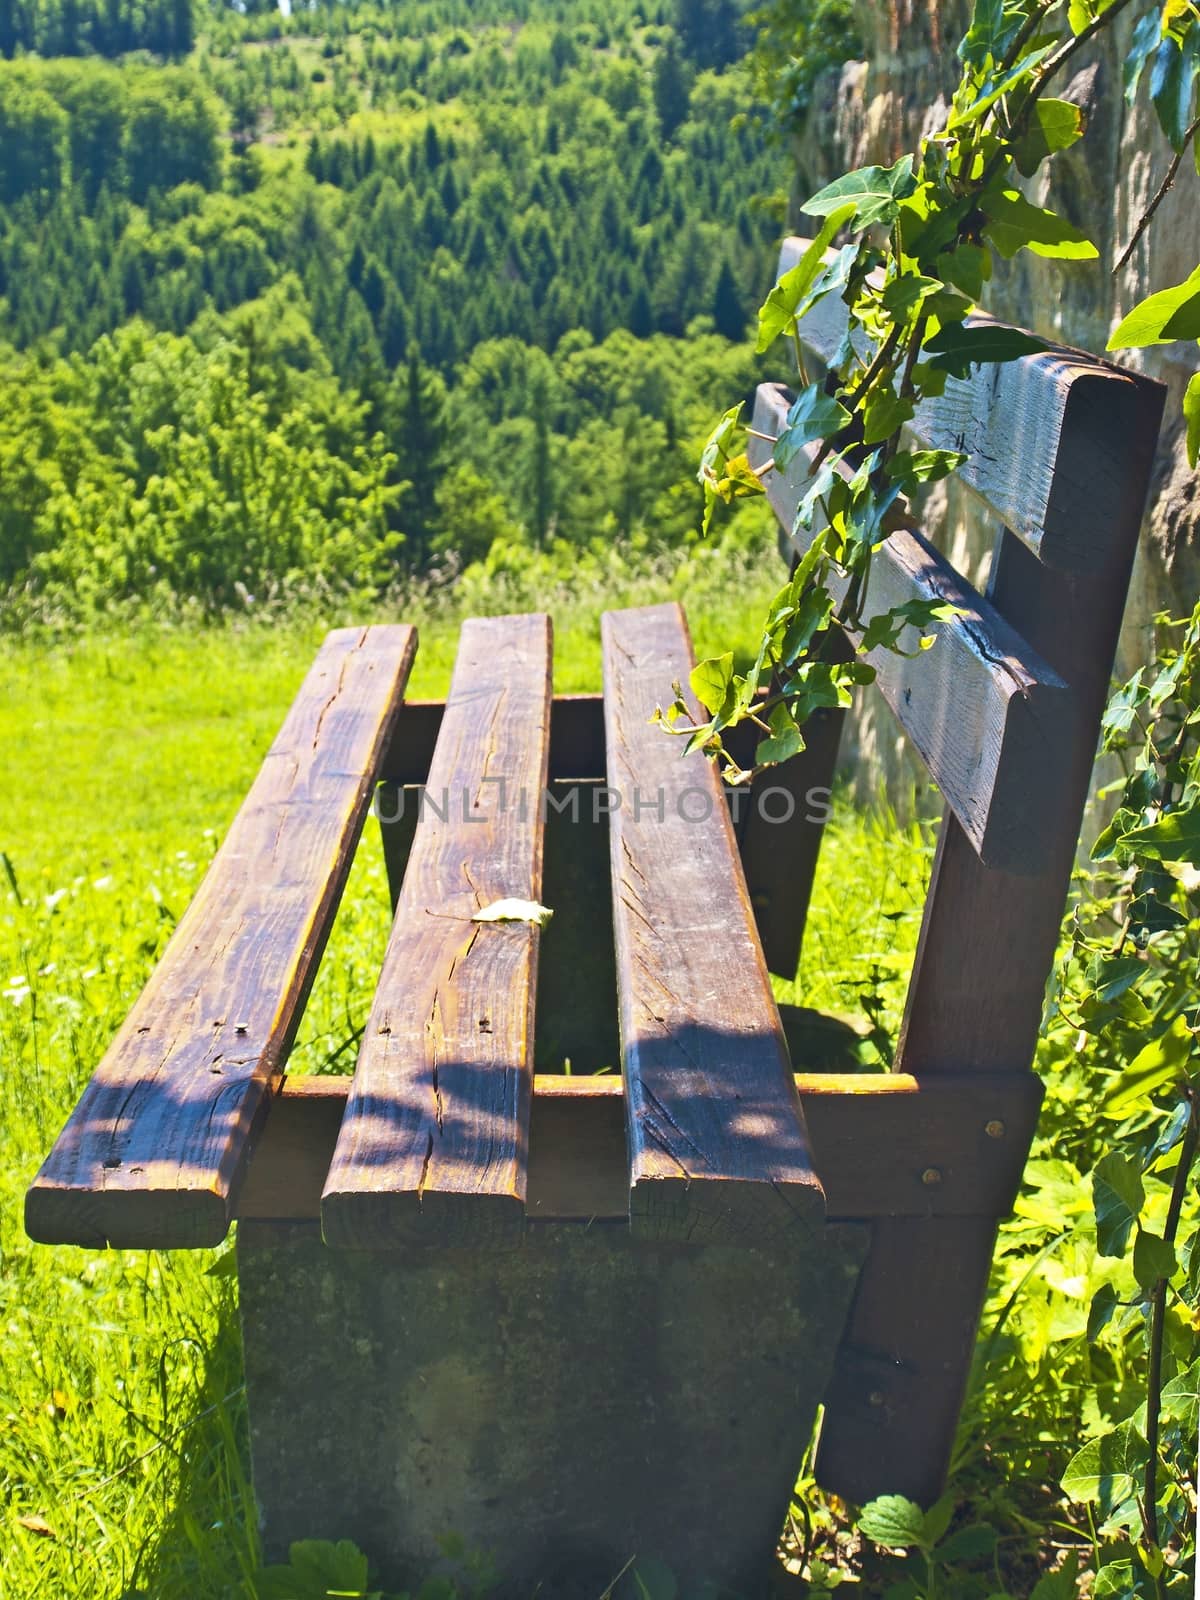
[[237, 1217, 866, 1595]]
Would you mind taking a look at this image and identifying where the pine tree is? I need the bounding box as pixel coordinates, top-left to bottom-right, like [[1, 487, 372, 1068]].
[[629, 281, 655, 338], [170, 0, 194, 57], [711, 258, 746, 340], [529, 374, 554, 546], [653, 37, 689, 141], [392, 350, 446, 568], [0, 0, 18, 59], [439, 164, 459, 217]]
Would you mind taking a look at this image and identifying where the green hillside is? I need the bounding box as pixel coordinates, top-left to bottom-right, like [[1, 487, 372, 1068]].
[[0, 0, 790, 620]]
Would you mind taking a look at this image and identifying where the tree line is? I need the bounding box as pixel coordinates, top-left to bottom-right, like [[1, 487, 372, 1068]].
[[0, 0, 783, 620], [0, 0, 194, 60]]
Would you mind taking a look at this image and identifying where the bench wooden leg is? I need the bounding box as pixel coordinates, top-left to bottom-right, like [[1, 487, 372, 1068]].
[[374, 779, 416, 913], [738, 705, 845, 981], [237, 1217, 866, 1595], [815, 1214, 999, 1505]]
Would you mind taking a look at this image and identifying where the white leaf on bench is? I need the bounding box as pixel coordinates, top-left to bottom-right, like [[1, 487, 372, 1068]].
[[471, 899, 554, 928]]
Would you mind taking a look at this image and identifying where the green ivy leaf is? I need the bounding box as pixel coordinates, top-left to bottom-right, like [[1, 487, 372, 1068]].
[[947, 44, 1055, 130], [1093, 1560, 1137, 1599], [1107, 264, 1200, 348], [756, 204, 857, 354], [1030, 1553, 1079, 1600], [881, 273, 943, 319], [257, 1540, 376, 1600], [1124, 8, 1162, 103], [1092, 1149, 1144, 1257], [958, 0, 1029, 67], [793, 456, 841, 533], [773, 386, 851, 472], [689, 653, 734, 717], [885, 449, 968, 486], [1127, 862, 1189, 938], [1013, 98, 1087, 176], [1068, 0, 1096, 34], [1158, 1355, 1200, 1431], [1132, 1227, 1177, 1292], [1100, 1016, 1194, 1119], [801, 156, 918, 232], [923, 321, 1048, 377], [1061, 1420, 1150, 1514], [756, 702, 806, 766], [1116, 804, 1200, 862], [982, 187, 1100, 259], [1101, 668, 1147, 742], [1087, 1282, 1120, 1344], [1087, 953, 1145, 1007], [1150, 29, 1200, 152], [780, 586, 834, 664], [936, 243, 990, 300], [1184, 370, 1200, 468], [862, 385, 916, 446], [858, 1494, 930, 1551]]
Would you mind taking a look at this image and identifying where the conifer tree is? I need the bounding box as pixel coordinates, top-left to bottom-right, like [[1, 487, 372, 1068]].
[[652, 35, 689, 140], [392, 350, 446, 568], [711, 257, 745, 340]]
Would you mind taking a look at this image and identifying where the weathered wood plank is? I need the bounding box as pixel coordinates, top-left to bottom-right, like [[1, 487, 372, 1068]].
[[321, 614, 553, 1249], [24, 625, 418, 1249], [814, 364, 1165, 1504], [751, 381, 1072, 874], [779, 235, 1157, 572], [601, 602, 824, 1242], [237, 1070, 1041, 1224]]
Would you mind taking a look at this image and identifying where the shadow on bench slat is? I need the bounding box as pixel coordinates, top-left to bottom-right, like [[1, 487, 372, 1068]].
[[602, 601, 825, 1244], [321, 613, 552, 1250], [24, 624, 418, 1249]]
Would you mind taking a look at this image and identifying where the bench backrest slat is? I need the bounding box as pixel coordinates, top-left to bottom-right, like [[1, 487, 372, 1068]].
[[24, 625, 417, 1249], [750, 381, 1072, 874], [779, 235, 1156, 572], [321, 613, 553, 1249], [602, 602, 825, 1243]]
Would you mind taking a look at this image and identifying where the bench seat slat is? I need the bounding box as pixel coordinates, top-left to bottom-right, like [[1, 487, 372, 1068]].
[[750, 381, 1073, 875], [602, 602, 824, 1243], [24, 625, 418, 1250], [321, 613, 553, 1249]]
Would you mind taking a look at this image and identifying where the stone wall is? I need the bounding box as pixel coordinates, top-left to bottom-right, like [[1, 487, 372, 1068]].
[[792, 1, 1200, 810]]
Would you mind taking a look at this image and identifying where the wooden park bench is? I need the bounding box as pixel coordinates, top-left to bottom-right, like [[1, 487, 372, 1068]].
[[26, 241, 1164, 1595]]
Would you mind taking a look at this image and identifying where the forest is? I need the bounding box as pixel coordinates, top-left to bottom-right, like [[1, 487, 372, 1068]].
[[0, 0, 787, 620]]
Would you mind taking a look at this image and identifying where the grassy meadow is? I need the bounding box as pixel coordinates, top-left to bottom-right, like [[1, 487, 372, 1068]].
[[3, 564, 1180, 1598]]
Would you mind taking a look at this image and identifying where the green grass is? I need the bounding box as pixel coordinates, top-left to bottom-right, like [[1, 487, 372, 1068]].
[[0, 553, 934, 1598], [1, 559, 1132, 1598]]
